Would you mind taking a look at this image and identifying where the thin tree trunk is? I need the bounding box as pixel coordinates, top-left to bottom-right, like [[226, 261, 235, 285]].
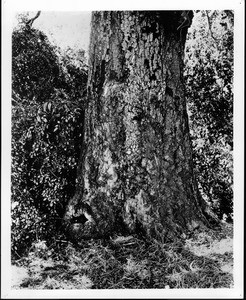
[[64, 11, 215, 242]]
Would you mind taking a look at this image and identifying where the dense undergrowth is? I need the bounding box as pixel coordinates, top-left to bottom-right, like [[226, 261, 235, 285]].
[[12, 223, 233, 289], [11, 20, 87, 258], [184, 10, 233, 221]]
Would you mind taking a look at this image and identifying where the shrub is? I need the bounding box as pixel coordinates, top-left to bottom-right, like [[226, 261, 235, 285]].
[[11, 22, 87, 258], [184, 10, 233, 221]]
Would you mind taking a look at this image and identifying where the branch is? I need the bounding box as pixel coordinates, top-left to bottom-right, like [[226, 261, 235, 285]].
[[26, 11, 41, 28], [205, 11, 219, 48], [177, 11, 192, 31]]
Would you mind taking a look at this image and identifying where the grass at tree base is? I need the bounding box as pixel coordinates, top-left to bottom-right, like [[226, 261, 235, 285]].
[[11, 222, 233, 289]]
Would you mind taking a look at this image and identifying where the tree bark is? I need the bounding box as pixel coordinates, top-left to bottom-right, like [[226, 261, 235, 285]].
[[64, 11, 213, 242]]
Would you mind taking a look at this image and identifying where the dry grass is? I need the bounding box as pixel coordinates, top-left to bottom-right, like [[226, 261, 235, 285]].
[[11, 222, 233, 289]]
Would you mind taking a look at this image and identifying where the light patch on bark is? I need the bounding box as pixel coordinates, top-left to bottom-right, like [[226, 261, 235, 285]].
[[124, 189, 153, 232], [84, 160, 90, 191], [124, 108, 140, 158], [98, 148, 118, 194]]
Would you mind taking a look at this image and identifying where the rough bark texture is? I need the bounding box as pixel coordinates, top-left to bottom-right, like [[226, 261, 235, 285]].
[[64, 11, 212, 242]]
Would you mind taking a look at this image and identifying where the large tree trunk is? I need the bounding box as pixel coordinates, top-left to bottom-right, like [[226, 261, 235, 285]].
[[64, 11, 214, 242]]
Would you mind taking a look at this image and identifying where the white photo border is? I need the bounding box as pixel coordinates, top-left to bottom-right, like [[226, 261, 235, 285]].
[[1, 0, 244, 298]]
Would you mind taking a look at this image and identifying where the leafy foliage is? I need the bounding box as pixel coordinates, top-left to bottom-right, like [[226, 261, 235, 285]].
[[184, 10, 233, 221], [11, 20, 87, 257]]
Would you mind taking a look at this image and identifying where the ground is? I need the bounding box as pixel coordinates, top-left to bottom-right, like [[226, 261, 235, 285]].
[[11, 222, 233, 289]]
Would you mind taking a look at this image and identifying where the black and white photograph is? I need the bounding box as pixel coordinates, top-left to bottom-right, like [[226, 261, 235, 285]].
[[1, 0, 244, 298]]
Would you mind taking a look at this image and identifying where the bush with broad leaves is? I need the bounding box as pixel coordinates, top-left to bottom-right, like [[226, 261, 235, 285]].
[[184, 10, 233, 221], [11, 21, 87, 258]]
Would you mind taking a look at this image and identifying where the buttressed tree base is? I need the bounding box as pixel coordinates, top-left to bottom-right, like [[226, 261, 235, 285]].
[[64, 11, 218, 242]]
